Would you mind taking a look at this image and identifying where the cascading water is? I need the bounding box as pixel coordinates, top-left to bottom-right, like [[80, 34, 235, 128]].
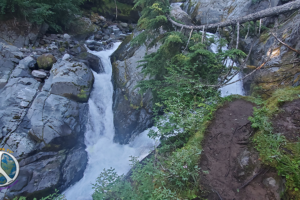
[[64, 29, 243, 200], [64, 43, 158, 200], [209, 33, 245, 97]]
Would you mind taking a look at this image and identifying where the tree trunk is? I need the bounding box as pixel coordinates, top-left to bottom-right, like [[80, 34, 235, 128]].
[[167, 0, 300, 30]]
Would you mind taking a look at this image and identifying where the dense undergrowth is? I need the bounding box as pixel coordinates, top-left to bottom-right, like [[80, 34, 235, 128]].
[[249, 87, 300, 199], [0, 0, 86, 31]]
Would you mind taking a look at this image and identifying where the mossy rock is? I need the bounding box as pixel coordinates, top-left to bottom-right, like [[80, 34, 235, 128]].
[[84, 0, 139, 22], [37, 53, 57, 70]]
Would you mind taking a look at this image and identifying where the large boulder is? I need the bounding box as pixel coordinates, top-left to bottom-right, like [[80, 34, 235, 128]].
[[170, 3, 193, 25], [75, 52, 104, 73], [49, 61, 94, 102], [37, 53, 57, 70], [5, 147, 87, 199], [112, 42, 160, 144]]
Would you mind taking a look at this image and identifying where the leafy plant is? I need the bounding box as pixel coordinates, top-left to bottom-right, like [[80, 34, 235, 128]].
[[249, 87, 300, 199], [13, 189, 66, 200]]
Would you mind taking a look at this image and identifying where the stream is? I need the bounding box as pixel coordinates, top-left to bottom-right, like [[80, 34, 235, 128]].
[[64, 33, 244, 199], [64, 42, 158, 200]]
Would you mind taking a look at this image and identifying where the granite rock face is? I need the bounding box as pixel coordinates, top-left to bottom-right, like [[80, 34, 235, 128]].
[[241, 11, 300, 97], [170, 3, 193, 25], [111, 36, 160, 144], [0, 44, 92, 199], [0, 17, 48, 48]]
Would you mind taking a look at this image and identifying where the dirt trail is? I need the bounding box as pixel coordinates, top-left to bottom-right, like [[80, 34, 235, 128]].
[[199, 99, 283, 200]]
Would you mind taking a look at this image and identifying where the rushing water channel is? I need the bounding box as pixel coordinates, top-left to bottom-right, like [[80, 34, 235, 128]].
[[64, 33, 244, 199], [64, 43, 157, 200]]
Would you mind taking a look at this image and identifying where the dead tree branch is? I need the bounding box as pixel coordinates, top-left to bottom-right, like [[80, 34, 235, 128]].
[[271, 32, 300, 54], [236, 22, 240, 49], [184, 28, 193, 51]]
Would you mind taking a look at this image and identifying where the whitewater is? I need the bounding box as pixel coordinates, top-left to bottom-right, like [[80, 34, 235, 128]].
[[64, 43, 158, 200]]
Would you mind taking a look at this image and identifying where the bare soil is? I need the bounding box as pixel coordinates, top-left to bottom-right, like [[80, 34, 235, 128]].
[[199, 99, 283, 200], [272, 99, 300, 142]]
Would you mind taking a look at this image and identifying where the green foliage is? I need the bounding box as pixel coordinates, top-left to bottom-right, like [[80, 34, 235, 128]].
[[131, 0, 171, 46], [0, 0, 86, 31], [249, 87, 300, 199], [93, 145, 202, 200], [240, 21, 269, 37], [92, 168, 135, 200], [13, 189, 66, 200]]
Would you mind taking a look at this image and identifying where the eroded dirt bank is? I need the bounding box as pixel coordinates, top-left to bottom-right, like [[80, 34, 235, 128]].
[[199, 99, 283, 200]]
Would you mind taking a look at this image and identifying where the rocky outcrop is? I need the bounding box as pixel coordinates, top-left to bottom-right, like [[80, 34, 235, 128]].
[[183, 0, 278, 25], [170, 3, 193, 25], [0, 16, 48, 48], [241, 11, 300, 98], [0, 45, 92, 199], [82, 0, 139, 23], [111, 34, 160, 144]]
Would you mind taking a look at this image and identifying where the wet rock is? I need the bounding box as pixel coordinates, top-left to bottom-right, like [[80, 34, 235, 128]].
[[69, 44, 87, 56], [170, 3, 192, 25], [94, 34, 102, 41], [64, 33, 71, 40], [87, 44, 95, 50], [32, 70, 47, 79], [20, 56, 36, 69], [47, 42, 58, 50], [76, 52, 104, 73], [61, 147, 88, 189], [112, 44, 160, 144], [0, 78, 40, 139], [120, 22, 128, 28], [37, 53, 57, 70], [62, 53, 71, 60], [49, 60, 94, 102], [10, 64, 32, 78], [68, 17, 97, 41], [103, 35, 110, 40]]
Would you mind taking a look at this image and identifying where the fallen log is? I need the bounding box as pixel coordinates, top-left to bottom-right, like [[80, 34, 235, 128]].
[[168, 0, 300, 30]]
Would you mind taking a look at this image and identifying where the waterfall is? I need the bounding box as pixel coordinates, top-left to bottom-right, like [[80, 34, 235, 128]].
[[64, 43, 158, 200], [209, 33, 245, 97], [64, 31, 244, 199]]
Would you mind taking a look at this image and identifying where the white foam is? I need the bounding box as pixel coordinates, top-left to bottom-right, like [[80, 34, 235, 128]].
[[64, 43, 157, 200]]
